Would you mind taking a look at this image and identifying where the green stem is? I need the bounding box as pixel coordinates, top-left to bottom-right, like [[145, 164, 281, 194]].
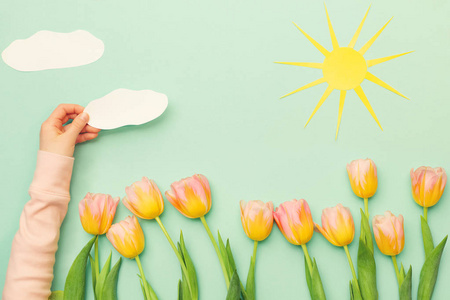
[[200, 216, 230, 288], [253, 240, 258, 260], [391, 255, 401, 287], [423, 206, 428, 222], [155, 217, 192, 296], [344, 245, 360, 291], [364, 198, 369, 220], [94, 235, 100, 279], [301, 244, 313, 275], [135, 255, 151, 300]]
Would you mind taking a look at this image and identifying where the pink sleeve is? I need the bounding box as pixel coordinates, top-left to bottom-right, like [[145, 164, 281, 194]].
[[3, 151, 75, 300]]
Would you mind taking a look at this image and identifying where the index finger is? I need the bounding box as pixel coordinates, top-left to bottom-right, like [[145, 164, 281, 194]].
[[45, 104, 85, 126]]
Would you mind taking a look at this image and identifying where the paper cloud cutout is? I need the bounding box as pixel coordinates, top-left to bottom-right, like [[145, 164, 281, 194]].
[[84, 89, 168, 130], [2, 30, 104, 71]]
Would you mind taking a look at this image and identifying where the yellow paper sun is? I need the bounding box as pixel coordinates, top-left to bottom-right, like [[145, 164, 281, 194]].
[[276, 5, 412, 139]]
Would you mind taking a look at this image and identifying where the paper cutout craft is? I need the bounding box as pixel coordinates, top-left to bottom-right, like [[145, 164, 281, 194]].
[[84, 89, 168, 130], [2, 30, 104, 71], [275, 5, 412, 139]]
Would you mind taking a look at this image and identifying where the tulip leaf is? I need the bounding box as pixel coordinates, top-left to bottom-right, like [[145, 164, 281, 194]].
[[95, 251, 112, 300], [304, 255, 313, 299], [138, 275, 159, 300], [49, 291, 64, 300], [89, 254, 97, 293], [101, 257, 122, 300], [218, 231, 233, 278], [399, 263, 405, 285], [357, 210, 378, 300], [178, 231, 199, 300], [420, 216, 434, 258], [63, 237, 96, 300], [226, 270, 241, 300], [350, 279, 363, 300], [417, 235, 448, 300], [177, 280, 183, 300], [226, 239, 237, 274], [245, 253, 256, 300], [399, 266, 412, 300], [310, 258, 326, 300]]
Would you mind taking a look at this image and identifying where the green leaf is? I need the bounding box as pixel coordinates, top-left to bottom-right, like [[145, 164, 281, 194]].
[[399, 263, 405, 285], [350, 279, 363, 300], [421, 216, 434, 258], [137, 275, 159, 300], [245, 254, 256, 300], [226, 239, 237, 273], [310, 258, 326, 300], [226, 270, 241, 300], [399, 266, 412, 300], [359, 209, 373, 253], [179, 231, 199, 300], [49, 291, 64, 300], [63, 237, 96, 300], [357, 210, 378, 300], [89, 254, 97, 295], [417, 236, 448, 300], [304, 256, 313, 299], [101, 257, 122, 300], [177, 280, 182, 300], [95, 251, 112, 300], [218, 231, 232, 278]]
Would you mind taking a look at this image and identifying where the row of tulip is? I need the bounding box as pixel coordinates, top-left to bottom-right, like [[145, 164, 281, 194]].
[[53, 159, 448, 300]]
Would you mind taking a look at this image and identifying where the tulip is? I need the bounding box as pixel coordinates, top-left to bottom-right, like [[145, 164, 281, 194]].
[[107, 216, 154, 299], [273, 199, 314, 245], [410, 167, 447, 210], [347, 158, 378, 218], [315, 204, 360, 297], [373, 212, 410, 296], [240, 200, 274, 242], [165, 174, 211, 219], [315, 204, 355, 247], [373, 212, 405, 256], [79, 193, 120, 235], [123, 177, 164, 219], [106, 216, 145, 259]]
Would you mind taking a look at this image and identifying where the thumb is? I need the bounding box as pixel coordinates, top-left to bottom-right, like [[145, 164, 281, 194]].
[[66, 112, 89, 138]]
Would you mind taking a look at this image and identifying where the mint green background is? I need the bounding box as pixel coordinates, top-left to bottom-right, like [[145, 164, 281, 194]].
[[1, 0, 449, 299]]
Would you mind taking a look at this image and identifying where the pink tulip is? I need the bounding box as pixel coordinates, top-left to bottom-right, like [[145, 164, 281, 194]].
[[274, 199, 314, 245], [123, 177, 164, 219], [106, 216, 145, 259], [240, 200, 274, 241], [165, 174, 211, 218], [411, 167, 447, 207], [79, 193, 120, 235], [315, 204, 355, 247], [346, 158, 378, 199], [373, 211, 404, 256]]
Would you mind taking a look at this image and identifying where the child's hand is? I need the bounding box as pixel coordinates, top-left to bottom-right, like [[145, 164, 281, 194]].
[[39, 104, 101, 157]]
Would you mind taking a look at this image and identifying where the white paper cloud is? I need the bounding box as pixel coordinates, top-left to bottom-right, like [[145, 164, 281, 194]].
[[84, 89, 168, 130], [2, 30, 104, 71]]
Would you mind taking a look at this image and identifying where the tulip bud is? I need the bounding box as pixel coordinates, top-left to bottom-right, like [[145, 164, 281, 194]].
[[315, 204, 355, 247], [346, 158, 378, 199], [410, 167, 447, 208], [106, 216, 145, 259], [373, 211, 405, 256], [165, 174, 211, 219], [273, 199, 314, 245], [79, 193, 120, 235], [123, 177, 164, 220], [240, 200, 274, 241]]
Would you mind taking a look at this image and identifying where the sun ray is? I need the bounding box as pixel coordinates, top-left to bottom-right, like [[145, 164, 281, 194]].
[[336, 90, 346, 139], [365, 72, 409, 99], [359, 17, 393, 55], [274, 62, 323, 69], [324, 4, 339, 49], [348, 6, 371, 48], [292, 22, 330, 56], [280, 78, 326, 99], [354, 86, 383, 130], [367, 51, 414, 67], [304, 85, 334, 127]]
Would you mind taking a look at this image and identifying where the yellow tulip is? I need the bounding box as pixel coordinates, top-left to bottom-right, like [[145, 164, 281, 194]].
[[240, 200, 274, 241], [78, 193, 120, 235], [346, 158, 378, 199], [411, 166, 447, 208], [373, 211, 405, 256], [274, 199, 314, 245], [106, 216, 145, 259], [315, 204, 355, 247], [123, 177, 164, 219]]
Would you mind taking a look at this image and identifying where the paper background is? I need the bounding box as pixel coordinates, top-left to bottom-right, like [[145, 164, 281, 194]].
[[0, 0, 449, 299]]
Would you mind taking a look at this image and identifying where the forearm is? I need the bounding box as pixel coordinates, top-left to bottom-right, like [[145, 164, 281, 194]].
[[3, 151, 74, 300]]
